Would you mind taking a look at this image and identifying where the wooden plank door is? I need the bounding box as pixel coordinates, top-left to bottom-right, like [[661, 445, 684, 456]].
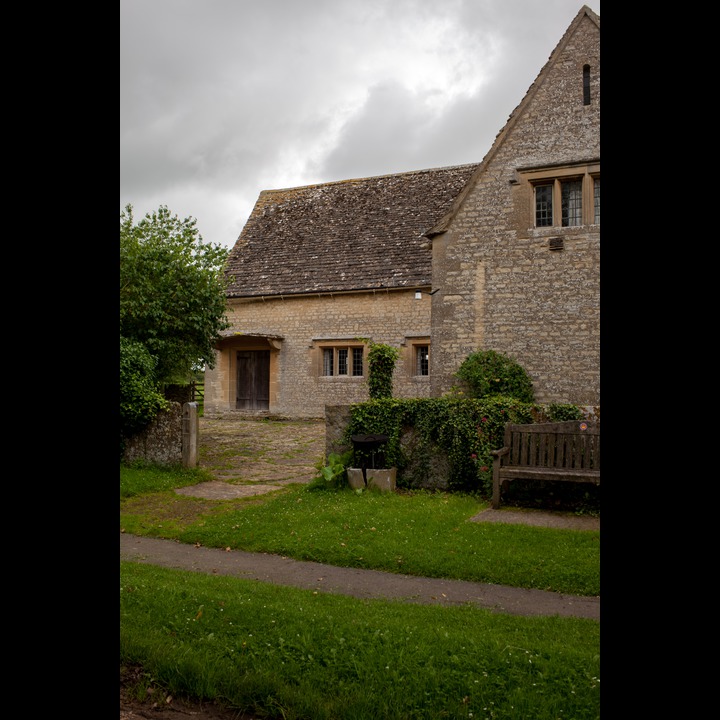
[[236, 350, 270, 410]]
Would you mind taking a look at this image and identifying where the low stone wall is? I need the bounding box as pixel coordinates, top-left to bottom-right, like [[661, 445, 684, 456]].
[[123, 402, 198, 467], [325, 405, 353, 458]]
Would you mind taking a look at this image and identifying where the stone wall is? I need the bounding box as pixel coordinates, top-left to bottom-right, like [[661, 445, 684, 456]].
[[122, 402, 199, 467], [205, 290, 432, 419], [429, 13, 600, 407]]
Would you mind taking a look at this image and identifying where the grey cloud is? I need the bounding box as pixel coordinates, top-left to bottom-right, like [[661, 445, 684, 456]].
[[121, 0, 600, 248]]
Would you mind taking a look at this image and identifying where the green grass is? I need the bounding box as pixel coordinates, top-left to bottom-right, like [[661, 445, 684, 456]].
[[120, 464, 601, 719], [120, 475, 599, 596], [120, 461, 216, 499], [121, 562, 599, 720]]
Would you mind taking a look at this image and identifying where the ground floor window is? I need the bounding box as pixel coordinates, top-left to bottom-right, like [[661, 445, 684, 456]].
[[318, 342, 365, 377], [402, 336, 430, 378]]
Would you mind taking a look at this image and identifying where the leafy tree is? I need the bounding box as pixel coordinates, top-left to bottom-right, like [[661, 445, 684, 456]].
[[454, 349, 535, 403], [120, 204, 230, 383]]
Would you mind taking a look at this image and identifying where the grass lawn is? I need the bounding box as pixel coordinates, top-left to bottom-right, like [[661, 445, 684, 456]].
[[120, 463, 601, 719]]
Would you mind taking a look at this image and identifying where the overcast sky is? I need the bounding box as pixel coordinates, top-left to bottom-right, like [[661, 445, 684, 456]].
[[120, 0, 600, 249]]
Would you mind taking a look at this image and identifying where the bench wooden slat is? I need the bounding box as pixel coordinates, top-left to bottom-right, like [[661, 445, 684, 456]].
[[497, 467, 600, 482]]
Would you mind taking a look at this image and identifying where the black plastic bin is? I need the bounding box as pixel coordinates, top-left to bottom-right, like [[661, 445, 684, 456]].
[[351, 434, 389, 485]]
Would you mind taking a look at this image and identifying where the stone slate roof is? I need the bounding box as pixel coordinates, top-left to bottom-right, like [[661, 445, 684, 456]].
[[224, 164, 479, 298]]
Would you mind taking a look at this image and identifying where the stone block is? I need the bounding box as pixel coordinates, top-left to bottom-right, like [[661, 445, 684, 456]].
[[367, 468, 396, 492], [347, 468, 365, 490], [347, 467, 397, 492]]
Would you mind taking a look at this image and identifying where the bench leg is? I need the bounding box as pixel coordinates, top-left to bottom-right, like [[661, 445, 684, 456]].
[[492, 474, 501, 509]]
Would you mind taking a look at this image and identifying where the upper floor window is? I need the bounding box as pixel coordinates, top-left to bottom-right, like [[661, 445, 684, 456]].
[[583, 64, 591, 105], [524, 163, 600, 228], [535, 177, 584, 227], [561, 179, 583, 226], [535, 184, 553, 227], [593, 176, 600, 224]]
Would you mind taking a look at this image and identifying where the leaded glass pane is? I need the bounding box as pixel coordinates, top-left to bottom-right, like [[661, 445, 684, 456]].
[[561, 180, 582, 226], [416, 346, 429, 376], [535, 184, 553, 227], [352, 348, 364, 376], [593, 177, 600, 224], [323, 349, 334, 376], [338, 348, 348, 375]]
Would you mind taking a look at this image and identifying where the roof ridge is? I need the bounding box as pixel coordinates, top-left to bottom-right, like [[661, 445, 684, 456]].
[[259, 162, 481, 195]]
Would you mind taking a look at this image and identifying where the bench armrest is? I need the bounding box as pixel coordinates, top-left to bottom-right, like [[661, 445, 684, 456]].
[[490, 447, 509, 458]]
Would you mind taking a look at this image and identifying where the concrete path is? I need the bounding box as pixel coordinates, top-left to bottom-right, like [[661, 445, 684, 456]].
[[120, 532, 600, 621]]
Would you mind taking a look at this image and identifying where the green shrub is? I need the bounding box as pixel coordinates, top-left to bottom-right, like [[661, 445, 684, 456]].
[[307, 450, 354, 491], [454, 349, 535, 403], [545, 403, 584, 421], [120, 336, 169, 457]]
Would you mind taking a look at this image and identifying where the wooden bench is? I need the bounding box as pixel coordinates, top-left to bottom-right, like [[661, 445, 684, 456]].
[[489, 421, 600, 509]]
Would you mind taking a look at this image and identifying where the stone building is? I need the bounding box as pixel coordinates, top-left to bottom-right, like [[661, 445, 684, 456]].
[[204, 5, 600, 419]]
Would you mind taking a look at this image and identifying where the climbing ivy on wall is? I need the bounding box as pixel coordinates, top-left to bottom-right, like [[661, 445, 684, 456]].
[[344, 395, 586, 496], [359, 339, 400, 399], [344, 395, 535, 495]]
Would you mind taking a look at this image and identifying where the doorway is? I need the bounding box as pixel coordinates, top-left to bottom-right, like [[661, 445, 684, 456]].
[[236, 350, 270, 410]]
